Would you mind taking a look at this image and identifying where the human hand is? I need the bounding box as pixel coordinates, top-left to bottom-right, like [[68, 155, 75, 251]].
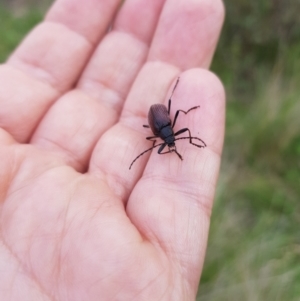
[[0, 0, 225, 300]]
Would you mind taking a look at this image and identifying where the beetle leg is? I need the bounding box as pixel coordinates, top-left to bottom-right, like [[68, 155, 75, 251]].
[[158, 143, 183, 159], [174, 128, 206, 147], [157, 143, 167, 154], [172, 106, 200, 128], [146, 136, 158, 147], [167, 99, 171, 115], [174, 127, 190, 138], [158, 143, 183, 160]]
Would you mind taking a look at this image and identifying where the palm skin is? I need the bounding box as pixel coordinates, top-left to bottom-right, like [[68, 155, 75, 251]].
[[0, 0, 225, 300]]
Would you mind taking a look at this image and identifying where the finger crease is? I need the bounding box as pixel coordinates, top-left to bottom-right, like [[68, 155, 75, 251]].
[[80, 77, 125, 113], [44, 20, 95, 47], [34, 137, 86, 172], [8, 59, 61, 95]]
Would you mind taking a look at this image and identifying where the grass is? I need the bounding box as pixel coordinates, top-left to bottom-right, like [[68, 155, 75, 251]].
[[197, 43, 300, 300], [1, 4, 299, 300], [197, 4, 300, 295], [0, 6, 43, 62]]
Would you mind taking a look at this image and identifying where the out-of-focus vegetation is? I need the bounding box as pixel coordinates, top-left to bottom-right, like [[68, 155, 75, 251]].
[[0, 9, 42, 61], [198, 0, 300, 300], [0, 0, 299, 300]]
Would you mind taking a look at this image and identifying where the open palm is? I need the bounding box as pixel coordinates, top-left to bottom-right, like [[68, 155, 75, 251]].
[[0, 0, 225, 300]]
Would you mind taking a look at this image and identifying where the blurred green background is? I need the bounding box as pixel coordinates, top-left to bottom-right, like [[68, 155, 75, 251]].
[[1, 0, 299, 300]]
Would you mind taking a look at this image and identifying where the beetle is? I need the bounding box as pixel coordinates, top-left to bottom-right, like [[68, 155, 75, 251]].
[[129, 77, 206, 169]]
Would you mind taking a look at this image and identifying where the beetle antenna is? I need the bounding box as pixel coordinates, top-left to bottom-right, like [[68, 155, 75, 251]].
[[129, 142, 165, 170], [174, 136, 207, 148], [174, 148, 183, 160], [170, 77, 180, 99]]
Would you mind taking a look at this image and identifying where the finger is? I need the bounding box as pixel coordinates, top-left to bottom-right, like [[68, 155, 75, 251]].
[[128, 69, 225, 293], [9, 0, 122, 91], [140, 70, 224, 170], [88, 0, 224, 199], [88, 66, 178, 200], [31, 0, 167, 171], [149, 0, 225, 69], [77, 0, 166, 112], [46, 0, 122, 46], [123, 0, 225, 119], [0, 0, 121, 142], [0, 65, 58, 143], [0, 129, 16, 146], [114, 0, 166, 43], [88, 69, 225, 293], [122, 0, 225, 172]]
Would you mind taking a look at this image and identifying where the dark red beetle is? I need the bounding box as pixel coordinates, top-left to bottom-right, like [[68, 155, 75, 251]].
[[129, 78, 206, 169]]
